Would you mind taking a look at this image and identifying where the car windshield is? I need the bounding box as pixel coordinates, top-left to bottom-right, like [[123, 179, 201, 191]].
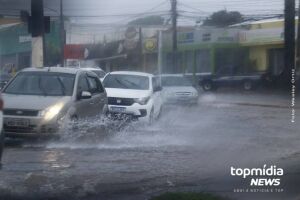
[[4, 72, 75, 96], [92, 70, 106, 78], [162, 76, 192, 87], [103, 74, 149, 90]]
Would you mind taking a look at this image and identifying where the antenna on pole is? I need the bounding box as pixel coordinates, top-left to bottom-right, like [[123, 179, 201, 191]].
[[60, 0, 65, 67]]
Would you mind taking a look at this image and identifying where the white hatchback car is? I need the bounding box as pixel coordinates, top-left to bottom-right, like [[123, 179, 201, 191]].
[[103, 71, 163, 123]]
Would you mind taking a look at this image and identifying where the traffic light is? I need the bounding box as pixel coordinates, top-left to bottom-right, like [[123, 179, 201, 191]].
[[20, 0, 50, 37], [31, 0, 44, 37]]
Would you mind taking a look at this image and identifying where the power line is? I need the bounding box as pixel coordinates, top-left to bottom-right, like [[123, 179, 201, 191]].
[[177, 1, 209, 14], [67, 11, 169, 18], [91, 0, 170, 25]]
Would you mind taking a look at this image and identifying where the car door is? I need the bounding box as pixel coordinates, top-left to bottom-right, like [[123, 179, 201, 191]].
[[151, 76, 162, 117], [74, 73, 95, 118], [86, 74, 107, 116]]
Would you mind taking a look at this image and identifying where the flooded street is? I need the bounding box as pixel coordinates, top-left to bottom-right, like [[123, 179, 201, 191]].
[[1, 90, 299, 200]]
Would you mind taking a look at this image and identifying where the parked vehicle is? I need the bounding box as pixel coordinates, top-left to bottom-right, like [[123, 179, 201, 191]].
[[103, 71, 163, 123], [199, 67, 264, 91], [161, 74, 199, 105], [0, 93, 3, 167], [2, 67, 107, 138]]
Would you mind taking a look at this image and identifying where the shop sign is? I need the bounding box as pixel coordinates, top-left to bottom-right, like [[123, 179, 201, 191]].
[[178, 32, 194, 44], [143, 38, 157, 53], [19, 35, 31, 43], [239, 28, 284, 44], [64, 44, 85, 59]]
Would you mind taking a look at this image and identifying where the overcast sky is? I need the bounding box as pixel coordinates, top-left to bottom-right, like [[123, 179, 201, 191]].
[[0, 0, 289, 22], [0, 0, 292, 42]]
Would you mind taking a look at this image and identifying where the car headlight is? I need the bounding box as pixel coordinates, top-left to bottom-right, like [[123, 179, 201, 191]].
[[39, 103, 64, 121], [134, 96, 150, 105]]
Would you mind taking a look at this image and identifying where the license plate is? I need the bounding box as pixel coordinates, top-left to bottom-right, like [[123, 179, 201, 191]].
[[110, 107, 126, 113], [6, 119, 30, 127], [178, 96, 189, 100]]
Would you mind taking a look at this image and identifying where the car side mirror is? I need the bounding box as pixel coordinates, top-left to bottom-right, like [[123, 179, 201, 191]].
[[154, 86, 162, 92], [79, 91, 92, 100]]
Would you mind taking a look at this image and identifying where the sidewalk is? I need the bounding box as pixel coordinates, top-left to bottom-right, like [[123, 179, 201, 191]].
[[198, 88, 299, 109]]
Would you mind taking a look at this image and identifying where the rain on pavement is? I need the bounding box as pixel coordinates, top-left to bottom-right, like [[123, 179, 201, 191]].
[[0, 89, 299, 200]]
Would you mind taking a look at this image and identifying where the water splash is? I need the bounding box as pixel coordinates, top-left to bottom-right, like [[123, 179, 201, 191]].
[[45, 112, 191, 150]]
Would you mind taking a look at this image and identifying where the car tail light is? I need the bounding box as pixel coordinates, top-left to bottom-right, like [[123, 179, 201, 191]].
[[0, 98, 3, 111]]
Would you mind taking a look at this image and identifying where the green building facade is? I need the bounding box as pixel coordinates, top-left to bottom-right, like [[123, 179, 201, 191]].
[[0, 21, 61, 73]]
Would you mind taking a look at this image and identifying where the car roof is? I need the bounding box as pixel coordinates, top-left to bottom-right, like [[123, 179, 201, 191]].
[[83, 67, 105, 71], [21, 67, 89, 75], [109, 71, 153, 77]]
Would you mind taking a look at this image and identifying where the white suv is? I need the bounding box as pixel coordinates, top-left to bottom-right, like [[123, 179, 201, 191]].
[[103, 71, 163, 123]]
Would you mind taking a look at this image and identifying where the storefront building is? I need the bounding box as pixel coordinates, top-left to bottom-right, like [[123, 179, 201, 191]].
[[0, 21, 61, 74], [237, 18, 288, 76], [161, 27, 247, 75]]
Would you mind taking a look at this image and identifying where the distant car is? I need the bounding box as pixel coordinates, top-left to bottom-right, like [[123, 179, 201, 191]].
[[199, 67, 264, 91], [0, 73, 13, 90], [0, 93, 3, 167], [83, 67, 106, 82], [2, 67, 107, 138], [103, 71, 163, 123], [161, 74, 199, 105]]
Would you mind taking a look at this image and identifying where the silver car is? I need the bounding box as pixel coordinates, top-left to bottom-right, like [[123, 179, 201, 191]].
[[161, 74, 199, 105], [2, 67, 107, 138]]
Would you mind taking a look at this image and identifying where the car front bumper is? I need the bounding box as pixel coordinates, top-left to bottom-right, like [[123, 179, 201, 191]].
[[164, 96, 198, 104], [3, 115, 60, 138], [107, 102, 151, 121]]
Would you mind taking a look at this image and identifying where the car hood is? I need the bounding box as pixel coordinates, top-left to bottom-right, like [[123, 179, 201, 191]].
[[163, 86, 198, 94], [2, 94, 72, 110], [105, 88, 151, 99]]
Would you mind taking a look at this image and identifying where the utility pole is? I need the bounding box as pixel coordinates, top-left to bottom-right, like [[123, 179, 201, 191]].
[[158, 30, 163, 76], [31, 0, 45, 68], [60, 0, 65, 67], [171, 0, 177, 73], [284, 0, 295, 83], [138, 27, 144, 72]]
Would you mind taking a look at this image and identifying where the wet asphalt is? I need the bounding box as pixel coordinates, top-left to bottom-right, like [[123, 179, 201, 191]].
[[0, 89, 299, 200]]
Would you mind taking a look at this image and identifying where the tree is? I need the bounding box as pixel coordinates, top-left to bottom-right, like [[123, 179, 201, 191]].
[[203, 10, 243, 27], [45, 43, 60, 66], [128, 15, 164, 26]]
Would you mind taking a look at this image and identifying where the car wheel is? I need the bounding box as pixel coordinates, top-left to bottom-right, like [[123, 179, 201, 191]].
[[148, 108, 154, 125], [70, 115, 78, 121], [202, 81, 213, 91], [243, 80, 253, 90], [156, 105, 163, 120], [70, 115, 79, 130]]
